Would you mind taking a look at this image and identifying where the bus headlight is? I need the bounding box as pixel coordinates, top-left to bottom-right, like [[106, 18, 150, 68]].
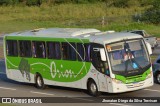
[[146, 71, 152, 79], [112, 78, 123, 84]]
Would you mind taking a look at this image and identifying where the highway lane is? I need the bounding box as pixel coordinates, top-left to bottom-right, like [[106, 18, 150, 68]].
[[0, 60, 160, 106]]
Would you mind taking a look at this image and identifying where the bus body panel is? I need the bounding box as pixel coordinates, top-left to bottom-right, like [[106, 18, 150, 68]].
[[3, 28, 154, 93]]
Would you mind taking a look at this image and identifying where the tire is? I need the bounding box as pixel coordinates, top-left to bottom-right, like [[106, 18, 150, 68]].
[[87, 80, 99, 97], [156, 72, 160, 84], [35, 74, 46, 89]]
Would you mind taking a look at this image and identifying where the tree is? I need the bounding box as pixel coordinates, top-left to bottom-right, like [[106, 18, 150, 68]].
[[139, 0, 160, 24], [104, 0, 141, 8], [139, 0, 154, 6], [26, 0, 42, 6], [0, 0, 19, 5]]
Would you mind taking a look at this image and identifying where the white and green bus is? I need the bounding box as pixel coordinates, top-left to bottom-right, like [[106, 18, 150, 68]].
[[4, 28, 153, 96]]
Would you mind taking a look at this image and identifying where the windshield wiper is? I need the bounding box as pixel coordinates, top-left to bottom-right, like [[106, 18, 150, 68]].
[[124, 41, 143, 72]]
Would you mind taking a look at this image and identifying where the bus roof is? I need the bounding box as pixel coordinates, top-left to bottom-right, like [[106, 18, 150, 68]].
[[5, 28, 101, 38], [91, 32, 143, 44], [5, 28, 143, 44]]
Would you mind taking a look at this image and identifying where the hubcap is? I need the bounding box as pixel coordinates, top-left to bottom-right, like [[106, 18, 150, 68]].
[[37, 76, 42, 87], [157, 74, 160, 83], [90, 83, 97, 93]]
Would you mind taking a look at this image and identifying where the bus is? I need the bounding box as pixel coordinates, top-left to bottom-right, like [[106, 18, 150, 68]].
[[4, 28, 153, 96]]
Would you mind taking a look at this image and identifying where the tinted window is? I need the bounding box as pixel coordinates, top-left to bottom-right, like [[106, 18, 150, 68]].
[[6, 40, 18, 56], [77, 43, 91, 62], [91, 43, 109, 75], [62, 43, 68, 60], [32, 41, 46, 58], [157, 59, 160, 64], [69, 43, 76, 60], [47, 42, 61, 59], [62, 42, 76, 60], [77, 43, 85, 61], [84, 44, 91, 62], [19, 41, 32, 57]]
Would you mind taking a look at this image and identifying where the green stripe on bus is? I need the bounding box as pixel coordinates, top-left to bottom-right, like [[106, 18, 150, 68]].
[[115, 69, 151, 84], [6, 57, 91, 82]]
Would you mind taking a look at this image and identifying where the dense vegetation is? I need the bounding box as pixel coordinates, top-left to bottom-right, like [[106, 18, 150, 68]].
[[0, 0, 160, 37], [139, 0, 160, 24], [0, 0, 155, 6]]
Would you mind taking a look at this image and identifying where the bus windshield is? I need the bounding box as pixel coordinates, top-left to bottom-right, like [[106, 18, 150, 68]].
[[106, 39, 150, 75]]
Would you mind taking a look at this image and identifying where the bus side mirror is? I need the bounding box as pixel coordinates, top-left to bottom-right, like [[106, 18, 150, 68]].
[[146, 42, 152, 55], [100, 48, 107, 61]]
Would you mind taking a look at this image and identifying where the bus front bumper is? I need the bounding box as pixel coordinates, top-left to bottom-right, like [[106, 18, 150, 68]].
[[109, 76, 154, 93]]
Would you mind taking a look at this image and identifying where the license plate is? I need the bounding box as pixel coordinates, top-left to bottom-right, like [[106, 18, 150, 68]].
[[133, 82, 140, 87]]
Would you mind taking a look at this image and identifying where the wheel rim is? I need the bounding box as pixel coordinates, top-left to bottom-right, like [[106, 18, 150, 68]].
[[157, 74, 160, 83], [90, 83, 97, 93], [37, 76, 42, 87]]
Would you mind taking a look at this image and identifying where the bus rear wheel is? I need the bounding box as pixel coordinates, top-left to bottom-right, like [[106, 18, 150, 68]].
[[87, 80, 99, 97], [156, 72, 160, 84], [35, 74, 46, 89]]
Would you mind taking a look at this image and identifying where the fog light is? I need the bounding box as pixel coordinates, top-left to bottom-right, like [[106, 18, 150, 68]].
[[112, 78, 123, 84], [146, 71, 152, 79]]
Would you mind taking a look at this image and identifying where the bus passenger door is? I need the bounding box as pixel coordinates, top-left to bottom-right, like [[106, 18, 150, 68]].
[[92, 48, 109, 92], [97, 59, 109, 92]]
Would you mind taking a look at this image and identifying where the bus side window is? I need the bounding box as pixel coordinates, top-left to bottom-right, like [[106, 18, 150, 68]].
[[32, 41, 46, 58], [77, 43, 85, 61], [62, 42, 76, 61], [62, 42, 69, 60], [19, 41, 32, 57], [93, 51, 109, 75], [91, 43, 109, 75], [6, 40, 18, 56], [69, 43, 76, 61], [77, 43, 91, 62], [84, 43, 91, 62], [47, 42, 61, 59]]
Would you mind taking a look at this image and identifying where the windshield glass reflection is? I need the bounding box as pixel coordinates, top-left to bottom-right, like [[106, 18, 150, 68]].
[[106, 39, 150, 72]]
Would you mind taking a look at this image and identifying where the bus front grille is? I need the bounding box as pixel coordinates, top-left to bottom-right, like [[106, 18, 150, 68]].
[[126, 82, 144, 88]]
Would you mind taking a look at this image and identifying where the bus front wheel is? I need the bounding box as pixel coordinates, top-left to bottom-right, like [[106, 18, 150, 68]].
[[87, 79, 99, 97], [35, 74, 46, 89]]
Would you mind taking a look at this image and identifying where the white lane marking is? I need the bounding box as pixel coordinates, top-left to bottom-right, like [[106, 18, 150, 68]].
[[0, 72, 6, 74], [30, 91, 54, 96], [67, 97, 94, 102], [109, 103, 131, 106], [0, 86, 16, 91], [144, 89, 160, 93]]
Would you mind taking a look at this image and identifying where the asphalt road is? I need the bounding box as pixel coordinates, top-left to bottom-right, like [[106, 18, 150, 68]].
[[0, 39, 160, 106]]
